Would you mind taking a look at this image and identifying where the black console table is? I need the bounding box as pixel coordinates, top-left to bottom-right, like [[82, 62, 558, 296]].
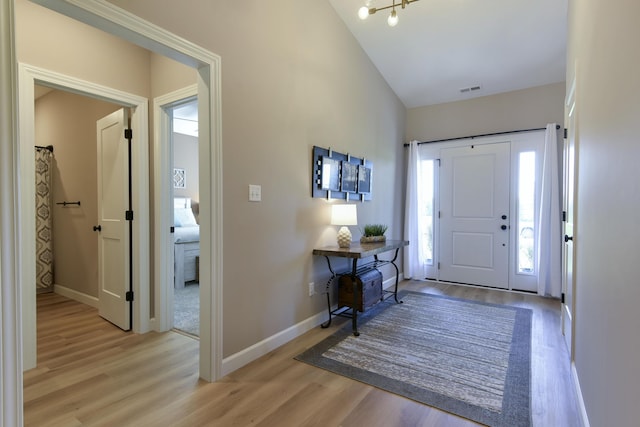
[[312, 240, 409, 336]]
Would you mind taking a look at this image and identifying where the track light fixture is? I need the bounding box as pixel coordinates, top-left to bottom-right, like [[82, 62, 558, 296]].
[[358, 0, 420, 27]]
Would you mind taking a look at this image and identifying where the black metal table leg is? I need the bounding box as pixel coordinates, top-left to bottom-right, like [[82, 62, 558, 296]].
[[375, 248, 403, 304], [321, 256, 336, 328], [320, 279, 333, 328], [389, 248, 403, 304], [351, 258, 359, 336]]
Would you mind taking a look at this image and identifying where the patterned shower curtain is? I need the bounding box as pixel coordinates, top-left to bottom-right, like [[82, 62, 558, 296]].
[[35, 147, 54, 293]]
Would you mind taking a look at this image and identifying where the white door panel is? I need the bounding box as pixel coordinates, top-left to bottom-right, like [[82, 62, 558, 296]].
[[97, 108, 131, 331], [451, 232, 495, 268], [563, 80, 577, 357], [440, 143, 510, 288]]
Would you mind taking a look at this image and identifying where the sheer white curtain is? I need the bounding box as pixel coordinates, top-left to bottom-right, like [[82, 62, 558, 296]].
[[536, 123, 562, 297], [404, 140, 425, 279]]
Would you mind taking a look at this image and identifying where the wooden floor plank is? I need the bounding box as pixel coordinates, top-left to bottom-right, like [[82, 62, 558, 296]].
[[24, 281, 581, 426]]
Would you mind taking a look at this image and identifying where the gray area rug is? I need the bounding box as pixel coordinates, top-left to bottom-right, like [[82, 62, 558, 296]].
[[174, 282, 199, 336], [295, 292, 532, 427]]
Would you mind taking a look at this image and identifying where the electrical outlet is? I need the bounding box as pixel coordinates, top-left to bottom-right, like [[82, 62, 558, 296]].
[[308, 282, 315, 297]]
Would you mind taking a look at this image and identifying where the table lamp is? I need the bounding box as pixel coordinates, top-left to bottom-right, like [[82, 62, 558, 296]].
[[331, 204, 357, 248]]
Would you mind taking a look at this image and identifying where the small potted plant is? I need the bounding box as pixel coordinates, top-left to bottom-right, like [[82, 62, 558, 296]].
[[360, 224, 388, 243]]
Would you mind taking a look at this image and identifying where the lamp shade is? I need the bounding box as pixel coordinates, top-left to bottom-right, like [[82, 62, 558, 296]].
[[331, 204, 358, 226]]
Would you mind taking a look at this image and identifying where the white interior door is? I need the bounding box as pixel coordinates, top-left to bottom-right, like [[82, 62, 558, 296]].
[[97, 108, 131, 331], [562, 87, 577, 356], [439, 142, 511, 288]]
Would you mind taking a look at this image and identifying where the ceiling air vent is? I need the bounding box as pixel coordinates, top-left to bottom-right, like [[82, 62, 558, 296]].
[[459, 85, 482, 94]]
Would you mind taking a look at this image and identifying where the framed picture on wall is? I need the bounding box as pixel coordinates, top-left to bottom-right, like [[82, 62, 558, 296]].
[[320, 156, 341, 191], [357, 165, 371, 194], [173, 168, 186, 189], [341, 161, 358, 193]]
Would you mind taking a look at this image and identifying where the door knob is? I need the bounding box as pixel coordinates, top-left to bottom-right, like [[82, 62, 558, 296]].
[[501, 225, 508, 230], [564, 235, 573, 242], [93, 225, 102, 232]]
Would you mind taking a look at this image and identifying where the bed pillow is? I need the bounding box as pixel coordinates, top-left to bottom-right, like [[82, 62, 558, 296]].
[[174, 208, 198, 227]]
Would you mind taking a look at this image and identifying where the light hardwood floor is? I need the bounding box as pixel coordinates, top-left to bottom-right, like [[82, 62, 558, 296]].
[[24, 281, 581, 426]]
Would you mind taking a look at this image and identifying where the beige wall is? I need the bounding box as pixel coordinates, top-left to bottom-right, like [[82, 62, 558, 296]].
[[20, 0, 406, 358], [34, 89, 120, 297], [406, 82, 566, 142], [107, 0, 406, 356], [15, 0, 151, 98], [150, 53, 196, 97], [567, 0, 640, 425]]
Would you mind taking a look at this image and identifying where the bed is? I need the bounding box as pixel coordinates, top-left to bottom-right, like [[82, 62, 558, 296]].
[[174, 197, 200, 288]]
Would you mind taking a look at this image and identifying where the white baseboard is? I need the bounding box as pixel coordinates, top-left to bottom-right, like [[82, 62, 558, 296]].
[[54, 273, 406, 377], [221, 273, 406, 377], [53, 284, 99, 308], [383, 273, 404, 290], [571, 362, 590, 427], [221, 309, 327, 377]]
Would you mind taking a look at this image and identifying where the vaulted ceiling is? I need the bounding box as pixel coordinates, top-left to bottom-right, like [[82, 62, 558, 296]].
[[328, 0, 568, 108]]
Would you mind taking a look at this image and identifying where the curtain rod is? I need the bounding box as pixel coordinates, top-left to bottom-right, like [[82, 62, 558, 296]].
[[403, 124, 561, 147], [35, 145, 54, 153]]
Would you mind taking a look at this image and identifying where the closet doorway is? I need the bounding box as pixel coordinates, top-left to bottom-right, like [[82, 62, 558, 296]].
[[35, 88, 131, 330], [34, 84, 123, 308]]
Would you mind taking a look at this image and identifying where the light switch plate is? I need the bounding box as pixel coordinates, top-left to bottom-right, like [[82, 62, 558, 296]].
[[249, 184, 261, 202]]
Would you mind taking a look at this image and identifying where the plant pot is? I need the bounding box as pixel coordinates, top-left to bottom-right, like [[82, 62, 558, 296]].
[[360, 235, 386, 243]]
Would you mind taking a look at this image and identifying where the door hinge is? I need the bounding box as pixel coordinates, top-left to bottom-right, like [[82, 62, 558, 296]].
[[124, 128, 133, 140], [126, 291, 134, 302], [563, 128, 568, 139], [170, 226, 175, 233], [561, 293, 565, 304], [438, 211, 441, 219], [437, 262, 441, 270], [125, 210, 134, 221], [562, 210, 567, 222]]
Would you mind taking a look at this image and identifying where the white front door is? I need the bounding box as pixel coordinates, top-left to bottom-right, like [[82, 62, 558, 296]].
[[439, 142, 511, 288], [96, 108, 131, 331]]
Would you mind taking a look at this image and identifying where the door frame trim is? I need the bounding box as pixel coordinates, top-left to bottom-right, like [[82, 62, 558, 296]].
[[1, 1, 22, 423], [153, 85, 198, 332], [23, 0, 224, 383], [18, 62, 150, 367]]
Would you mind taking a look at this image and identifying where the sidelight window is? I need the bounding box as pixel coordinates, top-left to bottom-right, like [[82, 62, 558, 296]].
[[418, 159, 435, 266], [517, 151, 536, 274]]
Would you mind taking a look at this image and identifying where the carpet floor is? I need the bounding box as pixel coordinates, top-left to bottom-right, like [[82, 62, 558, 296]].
[[174, 282, 199, 337], [295, 291, 532, 427]]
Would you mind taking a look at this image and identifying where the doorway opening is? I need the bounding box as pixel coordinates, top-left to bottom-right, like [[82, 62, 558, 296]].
[[33, 84, 127, 328], [170, 97, 200, 337], [17, 0, 223, 388], [19, 62, 150, 370]]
